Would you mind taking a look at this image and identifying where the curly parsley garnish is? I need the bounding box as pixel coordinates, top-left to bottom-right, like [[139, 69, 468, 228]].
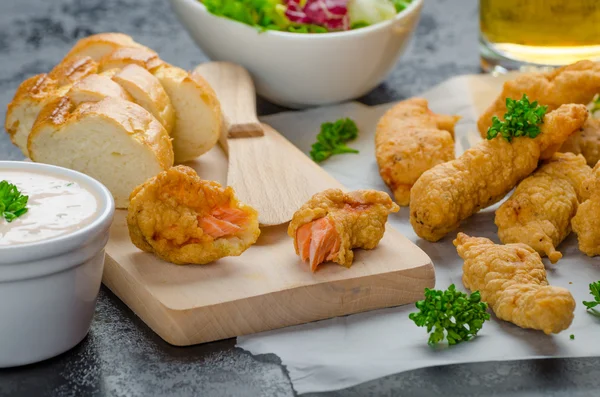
[[487, 94, 548, 142], [583, 281, 600, 317], [0, 180, 29, 222], [310, 118, 359, 163], [409, 284, 490, 346]]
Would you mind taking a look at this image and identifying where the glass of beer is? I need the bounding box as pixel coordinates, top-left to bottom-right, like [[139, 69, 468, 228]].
[[480, 0, 600, 72]]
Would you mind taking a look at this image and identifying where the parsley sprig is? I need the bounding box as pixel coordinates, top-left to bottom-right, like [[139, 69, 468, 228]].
[[0, 180, 29, 222], [487, 94, 548, 142], [310, 118, 359, 163], [583, 281, 600, 317], [409, 284, 490, 346]]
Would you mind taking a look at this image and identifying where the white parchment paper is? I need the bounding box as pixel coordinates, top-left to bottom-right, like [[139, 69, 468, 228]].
[[237, 76, 600, 395]]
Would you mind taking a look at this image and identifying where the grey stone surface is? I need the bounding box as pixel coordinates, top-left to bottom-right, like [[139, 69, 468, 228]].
[[1, 0, 600, 396]]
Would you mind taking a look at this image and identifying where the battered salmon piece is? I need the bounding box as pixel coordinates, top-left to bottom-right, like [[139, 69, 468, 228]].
[[288, 189, 399, 272], [560, 118, 600, 167], [495, 152, 592, 263], [478, 60, 600, 137], [375, 98, 460, 206], [410, 104, 588, 242], [127, 165, 260, 265], [454, 233, 575, 335], [572, 162, 600, 256]]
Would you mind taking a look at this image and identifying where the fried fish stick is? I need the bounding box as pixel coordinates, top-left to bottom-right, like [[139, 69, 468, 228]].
[[572, 162, 600, 256], [495, 153, 592, 263], [478, 60, 600, 137], [375, 98, 460, 206], [127, 165, 260, 265], [454, 233, 575, 334], [560, 118, 600, 167], [410, 104, 588, 242], [288, 189, 399, 272]]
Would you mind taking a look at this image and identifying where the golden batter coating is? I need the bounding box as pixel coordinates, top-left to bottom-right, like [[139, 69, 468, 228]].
[[495, 153, 592, 263], [560, 118, 600, 167], [375, 98, 460, 206], [478, 60, 600, 137], [410, 104, 588, 242], [454, 233, 575, 335], [572, 162, 600, 256], [127, 166, 260, 265], [288, 189, 399, 272]]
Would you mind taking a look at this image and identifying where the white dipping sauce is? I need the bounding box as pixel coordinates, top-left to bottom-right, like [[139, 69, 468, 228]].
[[0, 171, 99, 246]]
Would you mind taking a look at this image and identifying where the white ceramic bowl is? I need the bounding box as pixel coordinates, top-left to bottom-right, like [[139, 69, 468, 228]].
[[170, 0, 423, 108], [0, 161, 114, 368]]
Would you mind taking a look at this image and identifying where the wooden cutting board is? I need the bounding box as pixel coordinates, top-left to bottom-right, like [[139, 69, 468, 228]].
[[102, 126, 435, 346]]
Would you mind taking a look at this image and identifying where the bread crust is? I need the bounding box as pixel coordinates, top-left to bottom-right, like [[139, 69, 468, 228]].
[[5, 56, 99, 156], [64, 32, 148, 61], [99, 47, 164, 72]]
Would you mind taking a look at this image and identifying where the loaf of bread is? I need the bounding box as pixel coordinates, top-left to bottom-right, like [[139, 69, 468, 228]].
[[28, 96, 174, 208], [5, 32, 223, 208]]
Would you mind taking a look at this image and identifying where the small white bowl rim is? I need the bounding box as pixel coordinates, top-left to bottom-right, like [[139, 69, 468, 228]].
[[0, 161, 115, 257], [181, 0, 423, 40]]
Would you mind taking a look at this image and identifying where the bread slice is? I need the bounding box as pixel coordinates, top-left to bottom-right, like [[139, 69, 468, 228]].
[[63, 32, 149, 62], [67, 73, 132, 105], [151, 64, 221, 162], [5, 56, 99, 157], [112, 64, 175, 134], [97, 48, 221, 162], [28, 96, 174, 208], [67, 68, 173, 133]]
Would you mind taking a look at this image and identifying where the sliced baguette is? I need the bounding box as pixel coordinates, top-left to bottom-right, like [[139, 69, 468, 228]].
[[5, 56, 99, 157], [97, 48, 221, 162], [73, 39, 221, 162], [29, 96, 174, 208]]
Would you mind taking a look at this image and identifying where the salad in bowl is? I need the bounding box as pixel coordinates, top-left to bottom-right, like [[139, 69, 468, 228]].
[[171, 0, 422, 107], [201, 0, 413, 33]]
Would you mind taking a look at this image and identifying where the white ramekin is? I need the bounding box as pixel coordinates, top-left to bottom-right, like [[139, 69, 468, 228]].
[[170, 0, 423, 108], [0, 161, 115, 368]]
